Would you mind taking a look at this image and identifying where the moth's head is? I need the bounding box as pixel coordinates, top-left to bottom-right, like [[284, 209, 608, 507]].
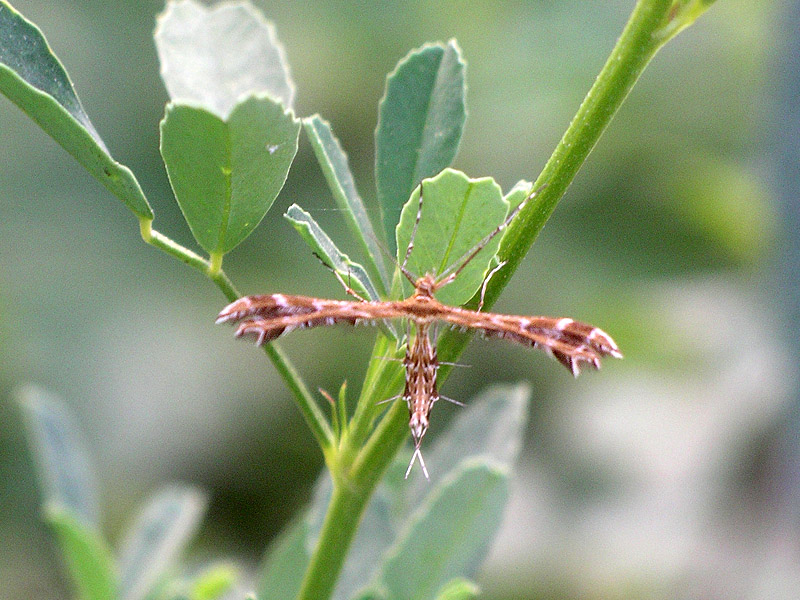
[[413, 274, 437, 298]]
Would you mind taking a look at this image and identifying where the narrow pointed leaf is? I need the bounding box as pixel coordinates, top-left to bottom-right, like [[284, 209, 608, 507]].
[[395, 169, 507, 306], [0, 2, 152, 219], [304, 115, 388, 291], [155, 0, 294, 118], [119, 486, 208, 600], [18, 385, 99, 527], [376, 462, 508, 600], [376, 40, 466, 251], [285, 204, 381, 303], [160, 96, 300, 255], [45, 503, 119, 600]]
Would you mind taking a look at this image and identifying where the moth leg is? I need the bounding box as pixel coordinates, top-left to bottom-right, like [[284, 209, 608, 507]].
[[311, 252, 368, 302], [478, 260, 506, 312]]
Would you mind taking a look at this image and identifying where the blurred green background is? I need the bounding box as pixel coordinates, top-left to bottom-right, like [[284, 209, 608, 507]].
[[2, 0, 797, 598]]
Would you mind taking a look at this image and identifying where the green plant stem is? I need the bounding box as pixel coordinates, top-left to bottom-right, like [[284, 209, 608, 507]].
[[294, 1, 697, 599], [140, 218, 333, 450]]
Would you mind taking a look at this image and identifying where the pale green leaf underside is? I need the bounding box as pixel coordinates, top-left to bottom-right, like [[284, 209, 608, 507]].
[[160, 96, 300, 255], [155, 0, 294, 118], [408, 383, 530, 508], [396, 168, 507, 306], [376, 40, 466, 252], [18, 385, 99, 527], [285, 204, 381, 304], [0, 1, 152, 219], [257, 513, 311, 599], [118, 486, 208, 600], [304, 115, 388, 291], [376, 462, 508, 600]]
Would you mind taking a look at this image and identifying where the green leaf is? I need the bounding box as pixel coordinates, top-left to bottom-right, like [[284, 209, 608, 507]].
[[504, 179, 534, 212], [304, 115, 388, 291], [189, 563, 238, 600], [160, 96, 300, 256], [375, 462, 508, 600], [434, 578, 480, 600], [285, 204, 397, 341], [18, 385, 99, 528], [376, 40, 466, 252], [408, 383, 530, 509], [119, 486, 208, 600], [285, 204, 381, 303], [257, 516, 311, 600], [395, 169, 507, 306], [155, 0, 294, 118], [45, 503, 119, 600], [0, 2, 152, 219]]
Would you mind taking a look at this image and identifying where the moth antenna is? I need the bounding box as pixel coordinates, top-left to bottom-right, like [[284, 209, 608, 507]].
[[435, 184, 547, 290], [402, 182, 424, 274], [405, 445, 429, 479]]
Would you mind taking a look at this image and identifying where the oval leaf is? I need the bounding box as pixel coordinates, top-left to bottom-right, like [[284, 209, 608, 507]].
[[376, 40, 466, 252], [395, 169, 507, 306], [18, 385, 99, 527], [376, 462, 508, 600], [160, 96, 300, 255], [0, 2, 152, 219], [155, 0, 294, 118], [119, 486, 208, 600]]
